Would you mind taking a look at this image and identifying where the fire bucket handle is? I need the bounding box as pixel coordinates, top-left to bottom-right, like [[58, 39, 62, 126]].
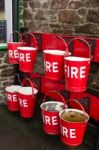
[[45, 34, 68, 52], [22, 78, 37, 98], [56, 35, 68, 52], [22, 32, 38, 49], [9, 31, 23, 43], [1, 73, 22, 89], [68, 37, 91, 58], [66, 99, 86, 118], [43, 90, 66, 104], [14, 73, 22, 86]]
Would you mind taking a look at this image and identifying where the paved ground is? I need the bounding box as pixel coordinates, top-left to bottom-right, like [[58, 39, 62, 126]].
[[0, 101, 97, 150]]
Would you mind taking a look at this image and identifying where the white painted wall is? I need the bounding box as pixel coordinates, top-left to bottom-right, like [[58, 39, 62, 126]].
[[5, 0, 12, 42]]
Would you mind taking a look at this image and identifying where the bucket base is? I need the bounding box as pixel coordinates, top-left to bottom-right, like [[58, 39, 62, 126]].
[[8, 108, 19, 112], [44, 76, 64, 81], [20, 114, 33, 119], [19, 69, 33, 73], [61, 138, 82, 148], [43, 129, 60, 135], [8, 105, 19, 112], [66, 87, 86, 92]]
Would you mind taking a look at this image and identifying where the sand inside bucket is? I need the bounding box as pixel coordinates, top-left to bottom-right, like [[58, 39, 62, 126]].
[[60, 109, 88, 122]]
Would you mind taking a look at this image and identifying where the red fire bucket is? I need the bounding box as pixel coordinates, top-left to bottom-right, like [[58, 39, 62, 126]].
[[7, 31, 23, 64], [18, 78, 38, 118], [43, 36, 70, 81], [59, 100, 89, 147], [18, 32, 38, 72], [40, 90, 67, 135], [5, 85, 21, 111], [64, 38, 91, 92]]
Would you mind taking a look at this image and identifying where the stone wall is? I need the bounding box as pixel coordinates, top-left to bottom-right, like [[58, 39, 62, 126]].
[[20, 0, 99, 37], [0, 51, 14, 103]]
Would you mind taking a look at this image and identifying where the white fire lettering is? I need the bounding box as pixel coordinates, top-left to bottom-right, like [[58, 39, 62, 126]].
[[65, 65, 86, 79], [44, 61, 58, 73], [42, 114, 58, 125], [9, 50, 18, 58], [19, 53, 24, 62], [71, 67, 78, 78], [53, 62, 58, 72], [13, 94, 17, 102], [9, 50, 13, 58], [14, 50, 19, 58], [19, 98, 28, 107], [19, 53, 31, 62], [70, 129, 76, 138], [7, 94, 17, 102], [44, 61, 51, 72], [80, 66, 86, 78], [26, 53, 31, 62], [61, 126, 76, 138], [52, 116, 58, 125], [45, 116, 51, 125]]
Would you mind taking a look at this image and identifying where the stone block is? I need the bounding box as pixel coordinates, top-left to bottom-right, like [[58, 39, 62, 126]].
[[85, 0, 99, 7], [50, 0, 68, 9], [75, 24, 99, 34], [68, 0, 83, 9], [42, 0, 50, 9], [1, 69, 14, 77], [58, 10, 81, 23], [35, 10, 57, 22], [87, 9, 99, 23]]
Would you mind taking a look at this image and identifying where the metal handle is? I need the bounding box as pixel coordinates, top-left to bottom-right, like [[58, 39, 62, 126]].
[[9, 31, 23, 43], [68, 37, 91, 58], [22, 78, 35, 98], [22, 32, 38, 49], [45, 34, 68, 52], [14, 73, 22, 86], [56, 35, 68, 52], [43, 90, 66, 104], [66, 99, 86, 118]]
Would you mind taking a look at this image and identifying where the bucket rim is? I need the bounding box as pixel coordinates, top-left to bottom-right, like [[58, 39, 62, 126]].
[[64, 56, 91, 61], [6, 85, 22, 93], [59, 108, 89, 123], [40, 101, 67, 112], [43, 50, 66, 56], [18, 46, 37, 51], [18, 87, 38, 95]]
